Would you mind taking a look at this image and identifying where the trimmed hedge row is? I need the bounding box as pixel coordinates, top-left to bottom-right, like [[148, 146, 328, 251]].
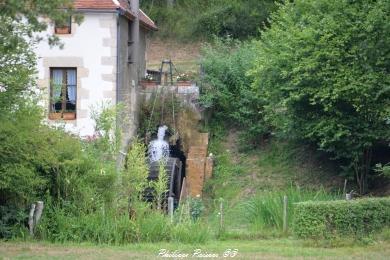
[[293, 198, 390, 238]]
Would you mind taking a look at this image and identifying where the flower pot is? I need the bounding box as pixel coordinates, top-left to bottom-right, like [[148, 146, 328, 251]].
[[55, 27, 71, 34], [140, 80, 158, 89], [63, 112, 76, 120], [176, 81, 192, 87], [49, 112, 76, 120], [48, 112, 62, 120]]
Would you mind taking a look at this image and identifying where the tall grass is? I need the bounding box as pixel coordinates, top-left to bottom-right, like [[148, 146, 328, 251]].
[[36, 203, 211, 245], [36, 206, 137, 244], [242, 187, 340, 231], [136, 211, 171, 242], [171, 221, 210, 244]]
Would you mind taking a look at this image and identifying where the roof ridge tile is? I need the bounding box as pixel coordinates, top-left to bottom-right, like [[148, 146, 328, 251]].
[[73, 0, 157, 30]]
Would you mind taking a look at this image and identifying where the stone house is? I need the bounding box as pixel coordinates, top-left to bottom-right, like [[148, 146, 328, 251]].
[[35, 0, 157, 137]]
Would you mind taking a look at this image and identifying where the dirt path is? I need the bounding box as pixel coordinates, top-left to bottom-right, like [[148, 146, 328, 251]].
[[223, 130, 241, 164], [219, 129, 285, 197], [0, 243, 150, 260], [146, 37, 202, 72]]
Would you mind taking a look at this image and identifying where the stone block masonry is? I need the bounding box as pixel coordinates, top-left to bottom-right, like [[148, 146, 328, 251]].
[[186, 158, 206, 197], [185, 133, 213, 197]]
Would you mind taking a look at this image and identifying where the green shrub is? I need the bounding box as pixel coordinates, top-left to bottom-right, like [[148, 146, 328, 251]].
[[0, 106, 114, 204], [0, 205, 28, 239], [243, 187, 338, 231], [188, 197, 205, 221], [293, 198, 390, 239], [0, 103, 120, 240], [200, 38, 270, 147]]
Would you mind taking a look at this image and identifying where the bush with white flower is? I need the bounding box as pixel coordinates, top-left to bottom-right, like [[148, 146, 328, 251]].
[[175, 72, 191, 82], [142, 73, 155, 81]]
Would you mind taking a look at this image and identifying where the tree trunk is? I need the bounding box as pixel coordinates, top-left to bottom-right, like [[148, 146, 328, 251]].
[[167, 0, 174, 8], [355, 148, 372, 194]]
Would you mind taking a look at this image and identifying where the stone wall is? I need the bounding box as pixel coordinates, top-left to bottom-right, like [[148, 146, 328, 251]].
[[185, 133, 214, 197], [35, 13, 117, 136]]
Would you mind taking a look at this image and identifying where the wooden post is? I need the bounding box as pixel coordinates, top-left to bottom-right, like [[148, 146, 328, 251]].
[[283, 195, 288, 234], [179, 177, 187, 203], [34, 201, 44, 226], [168, 197, 174, 223], [343, 179, 347, 195], [28, 201, 44, 236], [28, 203, 36, 236], [219, 199, 224, 231]]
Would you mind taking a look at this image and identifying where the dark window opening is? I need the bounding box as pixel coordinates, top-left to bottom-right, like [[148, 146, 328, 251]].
[[128, 21, 134, 63], [49, 68, 77, 120]]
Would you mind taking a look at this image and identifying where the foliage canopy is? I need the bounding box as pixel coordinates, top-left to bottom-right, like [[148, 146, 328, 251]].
[[200, 38, 269, 147], [250, 0, 390, 193], [141, 0, 278, 40]]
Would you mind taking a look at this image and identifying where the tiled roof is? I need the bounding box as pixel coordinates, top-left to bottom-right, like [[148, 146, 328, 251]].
[[139, 9, 157, 31], [73, 0, 157, 30], [74, 0, 119, 9]]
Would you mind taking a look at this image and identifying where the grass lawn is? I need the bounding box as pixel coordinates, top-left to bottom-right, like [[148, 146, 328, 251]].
[[1, 239, 389, 259]]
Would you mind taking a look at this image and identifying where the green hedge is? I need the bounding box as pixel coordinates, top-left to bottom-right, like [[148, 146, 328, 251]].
[[293, 198, 390, 238]]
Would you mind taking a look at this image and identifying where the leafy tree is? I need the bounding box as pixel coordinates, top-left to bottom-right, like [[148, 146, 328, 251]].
[[375, 163, 390, 178], [0, 0, 85, 237], [141, 0, 278, 40], [193, 0, 277, 39], [251, 0, 390, 193], [0, 19, 36, 110]]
